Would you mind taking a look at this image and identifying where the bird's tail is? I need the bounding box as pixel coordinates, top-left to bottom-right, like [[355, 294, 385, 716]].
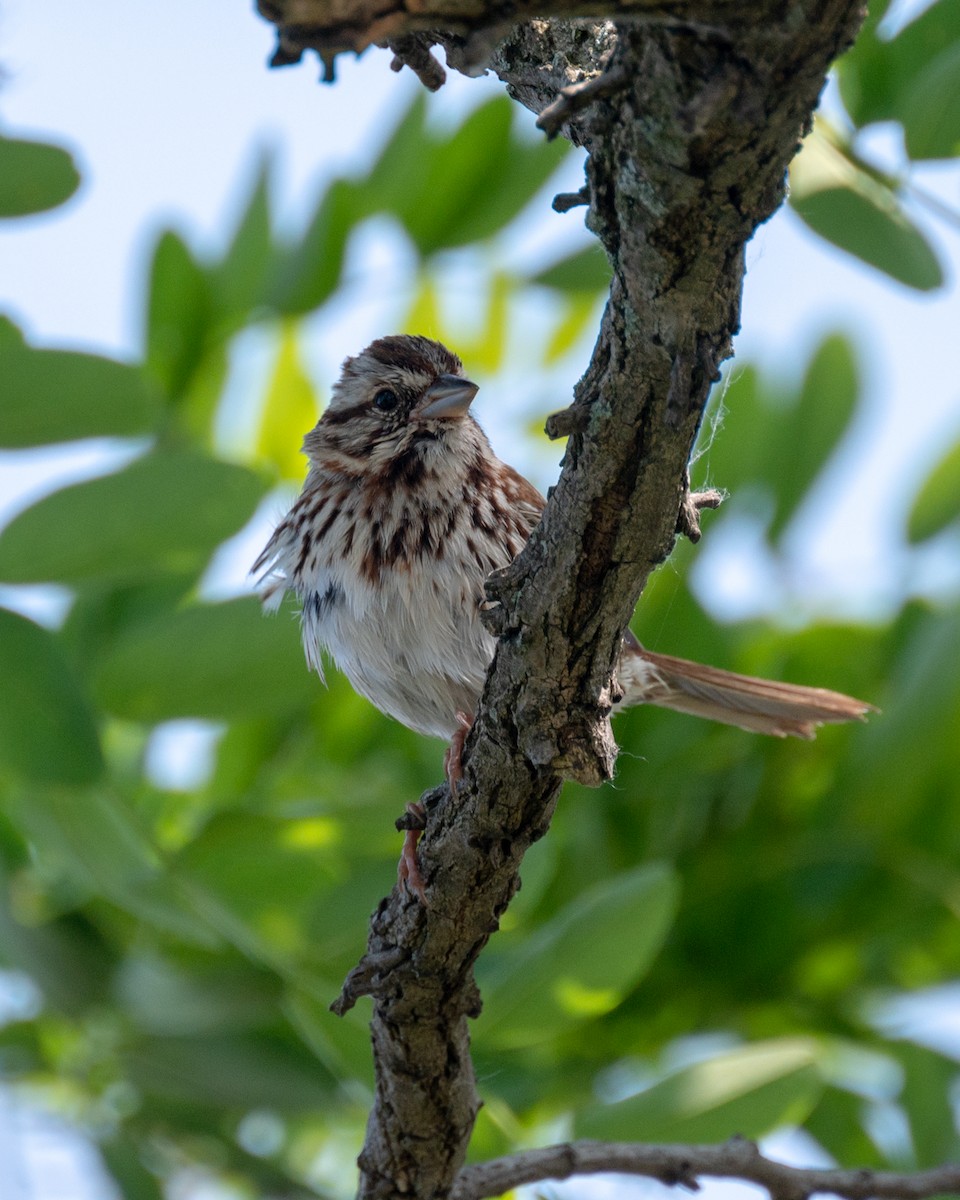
[[620, 646, 874, 739]]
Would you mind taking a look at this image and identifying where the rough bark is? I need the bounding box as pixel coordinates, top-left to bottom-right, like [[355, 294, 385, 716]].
[[262, 1, 866, 1197]]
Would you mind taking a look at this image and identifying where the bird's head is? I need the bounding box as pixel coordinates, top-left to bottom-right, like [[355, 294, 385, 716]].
[[303, 335, 483, 477]]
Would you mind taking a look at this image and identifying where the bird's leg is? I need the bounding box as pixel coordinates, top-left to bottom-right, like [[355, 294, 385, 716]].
[[397, 714, 473, 903], [443, 710, 473, 790], [397, 802, 428, 904]]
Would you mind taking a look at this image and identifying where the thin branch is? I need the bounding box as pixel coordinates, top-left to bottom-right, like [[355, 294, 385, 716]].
[[536, 65, 630, 139], [451, 1137, 960, 1200]]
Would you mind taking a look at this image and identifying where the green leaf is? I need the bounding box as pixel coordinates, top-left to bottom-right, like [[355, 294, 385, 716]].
[[697, 334, 860, 539], [0, 314, 26, 348], [838, 0, 960, 129], [437, 107, 569, 247], [212, 155, 274, 322], [895, 1041, 960, 1166], [791, 186, 943, 291], [769, 334, 860, 540], [403, 101, 516, 254], [575, 1039, 823, 1142], [803, 1084, 886, 1168], [0, 134, 81, 217], [270, 178, 356, 315], [907, 438, 960, 542], [0, 608, 103, 785], [373, 97, 569, 254], [93, 597, 316, 721], [0, 450, 266, 585], [532, 245, 612, 293], [116, 953, 280, 1036], [100, 1135, 166, 1200], [474, 863, 679, 1048], [125, 1031, 333, 1110], [145, 229, 214, 401], [901, 41, 960, 160], [363, 92, 429, 210], [0, 881, 114, 1014], [0, 342, 161, 448]]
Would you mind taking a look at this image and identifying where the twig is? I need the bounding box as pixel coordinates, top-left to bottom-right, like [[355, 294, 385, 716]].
[[330, 946, 408, 1016], [677, 488, 724, 542], [545, 404, 591, 439], [553, 186, 591, 212], [450, 1136, 960, 1200], [388, 34, 446, 89], [536, 65, 630, 139]]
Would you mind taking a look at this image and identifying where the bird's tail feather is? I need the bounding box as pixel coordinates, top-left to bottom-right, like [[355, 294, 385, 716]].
[[621, 648, 874, 739]]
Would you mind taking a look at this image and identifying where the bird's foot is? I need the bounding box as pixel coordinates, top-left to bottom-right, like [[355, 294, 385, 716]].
[[397, 802, 428, 904], [443, 711, 473, 791]]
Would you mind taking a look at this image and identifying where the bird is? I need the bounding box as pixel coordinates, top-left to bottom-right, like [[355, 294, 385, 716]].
[[254, 334, 872, 899]]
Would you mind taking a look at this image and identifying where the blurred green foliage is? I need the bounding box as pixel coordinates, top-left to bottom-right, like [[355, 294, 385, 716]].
[[1, 38, 960, 1199], [790, 0, 960, 289]]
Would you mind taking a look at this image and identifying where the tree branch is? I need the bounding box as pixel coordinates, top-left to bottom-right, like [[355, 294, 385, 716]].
[[451, 1136, 960, 1200], [302, 1, 867, 1198]]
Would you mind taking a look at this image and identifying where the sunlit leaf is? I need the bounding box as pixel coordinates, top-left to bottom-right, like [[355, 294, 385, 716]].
[[791, 186, 942, 291], [0, 133, 81, 217], [575, 1039, 823, 1141], [402, 273, 443, 342], [475, 863, 679, 1048], [458, 272, 511, 372], [0, 450, 266, 584], [0, 608, 103, 785], [94, 597, 315, 720], [255, 322, 320, 479], [0, 341, 161, 448], [907, 437, 960, 542]]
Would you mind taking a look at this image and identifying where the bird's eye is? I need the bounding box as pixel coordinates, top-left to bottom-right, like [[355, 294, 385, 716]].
[[373, 389, 399, 412]]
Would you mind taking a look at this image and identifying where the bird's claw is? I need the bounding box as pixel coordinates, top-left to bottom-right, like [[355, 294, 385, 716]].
[[397, 802, 428, 904], [443, 711, 473, 791]]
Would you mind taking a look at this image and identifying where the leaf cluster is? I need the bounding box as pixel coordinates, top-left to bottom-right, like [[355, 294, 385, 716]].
[[1, 56, 959, 1200]]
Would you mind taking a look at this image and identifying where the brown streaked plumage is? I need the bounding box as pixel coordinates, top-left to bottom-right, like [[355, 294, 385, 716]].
[[255, 335, 874, 898]]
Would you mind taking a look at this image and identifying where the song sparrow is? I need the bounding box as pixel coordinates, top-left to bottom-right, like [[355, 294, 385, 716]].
[[255, 335, 871, 898]]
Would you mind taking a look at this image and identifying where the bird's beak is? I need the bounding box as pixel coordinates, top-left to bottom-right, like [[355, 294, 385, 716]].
[[418, 375, 479, 420]]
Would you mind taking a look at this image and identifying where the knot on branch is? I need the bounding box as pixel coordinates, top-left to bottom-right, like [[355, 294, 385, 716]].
[[388, 34, 446, 89], [545, 403, 591, 439], [677, 488, 724, 542], [536, 63, 630, 139]]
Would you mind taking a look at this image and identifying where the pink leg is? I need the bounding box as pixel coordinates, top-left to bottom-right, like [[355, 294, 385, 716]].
[[398, 713, 473, 904], [443, 711, 473, 791], [397, 802, 428, 904]]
